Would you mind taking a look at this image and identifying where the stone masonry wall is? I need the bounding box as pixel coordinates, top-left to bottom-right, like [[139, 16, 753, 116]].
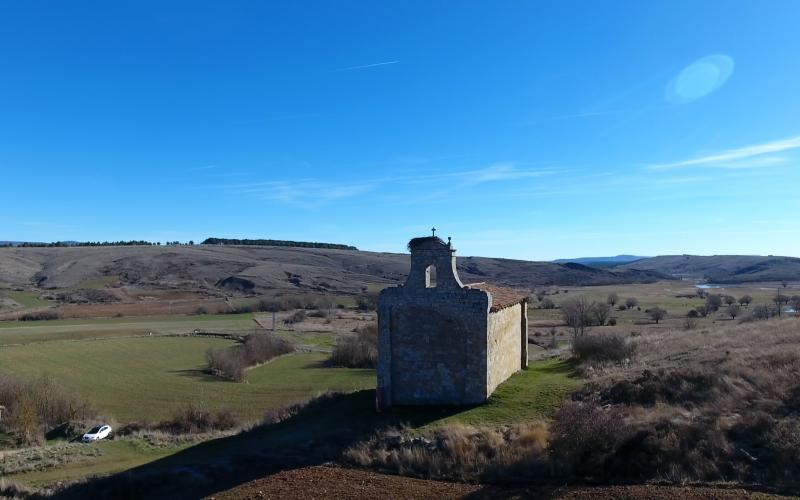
[[486, 302, 523, 395], [378, 285, 489, 406]]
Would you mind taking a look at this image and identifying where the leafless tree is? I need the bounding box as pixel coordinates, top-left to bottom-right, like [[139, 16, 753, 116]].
[[606, 292, 618, 307], [705, 294, 722, 312], [561, 296, 594, 338], [625, 297, 638, 309], [727, 303, 741, 320], [592, 302, 612, 326], [648, 306, 667, 324], [739, 295, 753, 307], [724, 295, 736, 306]]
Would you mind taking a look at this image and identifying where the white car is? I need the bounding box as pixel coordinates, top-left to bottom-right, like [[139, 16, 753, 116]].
[[82, 425, 112, 442]]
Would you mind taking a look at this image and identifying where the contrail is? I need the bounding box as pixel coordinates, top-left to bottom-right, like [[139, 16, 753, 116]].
[[334, 60, 399, 72]]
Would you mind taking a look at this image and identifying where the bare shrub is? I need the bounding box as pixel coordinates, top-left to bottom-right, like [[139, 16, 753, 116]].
[[727, 412, 800, 483], [549, 397, 629, 477], [0, 480, 41, 499], [160, 405, 238, 434], [283, 309, 307, 325], [206, 347, 247, 381], [607, 416, 733, 482], [242, 333, 293, 366], [0, 374, 93, 446], [329, 324, 377, 368], [18, 310, 61, 321], [345, 422, 549, 482], [206, 333, 294, 381], [600, 369, 723, 408], [572, 333, 635, 363]]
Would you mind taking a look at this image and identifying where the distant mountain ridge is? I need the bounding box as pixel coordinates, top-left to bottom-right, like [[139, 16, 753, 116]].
[[621, 254, 800, 283], [553, 255, 648, 267]]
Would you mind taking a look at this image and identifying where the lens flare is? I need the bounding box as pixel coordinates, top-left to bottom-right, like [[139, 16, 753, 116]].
[[666, 54, 734, 104]]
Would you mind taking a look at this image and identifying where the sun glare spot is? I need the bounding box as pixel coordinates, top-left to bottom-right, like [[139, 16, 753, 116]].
[[666, 54, 734, 104]]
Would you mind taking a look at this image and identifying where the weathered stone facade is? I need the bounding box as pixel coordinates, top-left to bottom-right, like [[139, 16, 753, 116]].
[[377, 236, 528, 409]]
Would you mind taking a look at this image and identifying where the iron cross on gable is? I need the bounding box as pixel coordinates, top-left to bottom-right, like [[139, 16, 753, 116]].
[[431, 227, 436, 236]]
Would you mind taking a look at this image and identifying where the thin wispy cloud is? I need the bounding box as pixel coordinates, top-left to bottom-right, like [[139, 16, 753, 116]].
[[458, 163, 558, 183], [189, 163, 562, 207], [647, 135, 800, 171], [387, 163, 562, 185], [212, 180, 377, 208], [333, 60, 399, 72]]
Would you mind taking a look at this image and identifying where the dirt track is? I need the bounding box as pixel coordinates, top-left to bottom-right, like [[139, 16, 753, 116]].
[[208, 465, 790, 500]]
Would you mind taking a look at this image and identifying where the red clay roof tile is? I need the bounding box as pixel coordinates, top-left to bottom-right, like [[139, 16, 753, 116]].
[[466, 282, 528, 312]]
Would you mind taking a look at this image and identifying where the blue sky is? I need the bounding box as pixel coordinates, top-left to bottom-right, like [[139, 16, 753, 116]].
[[2, 1, 799, 260]]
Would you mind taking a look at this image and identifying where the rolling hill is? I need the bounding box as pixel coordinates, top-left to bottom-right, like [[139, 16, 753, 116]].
[[620, 254, 800, 283], [0, 245, 670, 296]]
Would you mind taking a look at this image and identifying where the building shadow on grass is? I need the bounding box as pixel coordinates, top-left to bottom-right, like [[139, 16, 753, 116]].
[[51, 390, 470, 499]]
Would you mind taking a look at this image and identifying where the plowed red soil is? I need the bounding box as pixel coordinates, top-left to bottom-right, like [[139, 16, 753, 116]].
[[208, 465, 789, 500]]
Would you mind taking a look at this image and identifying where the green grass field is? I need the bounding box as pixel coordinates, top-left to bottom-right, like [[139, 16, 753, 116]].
[[0, 336, 374, 422], [276, 329, 338, 349], [0, 313, 259, 344], [3, 290, 52, 309], [434, 358, 578, 427]]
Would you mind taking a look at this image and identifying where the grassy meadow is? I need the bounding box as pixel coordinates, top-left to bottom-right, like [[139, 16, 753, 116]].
[[0, 336, 373, 422], [0, 312, 260, 344], [527, 280, 791, 329]]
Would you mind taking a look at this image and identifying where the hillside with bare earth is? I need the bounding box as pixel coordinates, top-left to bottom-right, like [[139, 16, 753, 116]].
[[620, 254, 800, 283], [0, 245, 670, 297]]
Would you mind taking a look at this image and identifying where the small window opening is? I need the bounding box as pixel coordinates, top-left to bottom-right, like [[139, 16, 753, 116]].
[[426, 265, 437, 288]]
